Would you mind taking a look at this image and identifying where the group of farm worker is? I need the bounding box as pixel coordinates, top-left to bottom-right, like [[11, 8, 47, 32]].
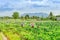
[[5, 20, 40, 28], [20, 22, 40, 28]]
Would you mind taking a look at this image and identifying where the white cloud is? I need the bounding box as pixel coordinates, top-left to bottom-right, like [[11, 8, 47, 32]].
[[27, 0, 49, 5], [0, 0, 60, 15]]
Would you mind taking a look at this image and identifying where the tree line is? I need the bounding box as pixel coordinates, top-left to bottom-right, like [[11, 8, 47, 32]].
[[0, 12, 59, 21]]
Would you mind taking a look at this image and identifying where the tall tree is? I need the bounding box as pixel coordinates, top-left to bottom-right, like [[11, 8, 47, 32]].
[[49, 12, 53, 17], [12, 12, 19, 19], [49, 12, 53, 20]]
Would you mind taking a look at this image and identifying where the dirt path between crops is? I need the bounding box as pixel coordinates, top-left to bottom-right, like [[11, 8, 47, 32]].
[[1, 32, 8, 40]]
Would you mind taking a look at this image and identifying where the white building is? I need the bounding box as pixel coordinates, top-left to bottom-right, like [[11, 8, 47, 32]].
[[56, 16, 60, 21]]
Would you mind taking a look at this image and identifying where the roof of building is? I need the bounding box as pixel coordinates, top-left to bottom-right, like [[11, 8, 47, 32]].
[[56, 15, 60, 17]]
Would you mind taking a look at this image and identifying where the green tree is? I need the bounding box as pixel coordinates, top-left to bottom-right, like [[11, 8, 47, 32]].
[[25, 15, 29, 19], [49, 12, 53, 17], [32, 16, 36, 19], [48, 12, 56, 21], [52, 16, 56, 21], [20, 16, 24, 19], [12, 12, 19, 19], [49, 12, 53, 20]]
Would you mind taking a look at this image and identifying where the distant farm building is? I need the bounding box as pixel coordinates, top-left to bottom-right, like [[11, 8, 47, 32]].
[[56, 16, 60, 21]]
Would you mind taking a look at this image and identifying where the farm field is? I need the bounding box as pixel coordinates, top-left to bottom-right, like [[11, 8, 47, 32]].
[[0, 20, 60, 40]]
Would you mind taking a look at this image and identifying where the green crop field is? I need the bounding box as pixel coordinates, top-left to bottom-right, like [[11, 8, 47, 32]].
[[0, 20, 60, 40]]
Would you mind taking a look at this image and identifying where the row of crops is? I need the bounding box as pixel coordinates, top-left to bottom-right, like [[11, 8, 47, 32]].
[[0, 21, 60, 40]]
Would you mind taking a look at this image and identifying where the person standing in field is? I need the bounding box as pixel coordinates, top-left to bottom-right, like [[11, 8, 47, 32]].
[[21, 22, 24, 27], [20, 19, 25, 27], [30, 22, 35, 28]]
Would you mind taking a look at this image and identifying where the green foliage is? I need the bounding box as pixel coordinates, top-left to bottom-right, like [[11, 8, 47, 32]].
[[49, 12, 53, 19], [49, 12, 53, 17], [12, 12, 19, 19], [0, 20, 60, 40], [48, 12, 56, 21], [25, 15, 29, 19]]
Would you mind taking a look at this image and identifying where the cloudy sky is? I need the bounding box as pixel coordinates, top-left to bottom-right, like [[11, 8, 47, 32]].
[[0, 0, 60, 16]]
